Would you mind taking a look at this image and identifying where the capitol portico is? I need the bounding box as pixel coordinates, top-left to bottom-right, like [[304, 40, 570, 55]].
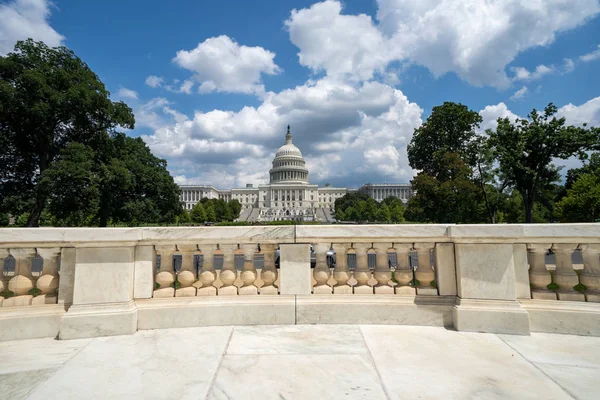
[[179, 126, 413, 222]]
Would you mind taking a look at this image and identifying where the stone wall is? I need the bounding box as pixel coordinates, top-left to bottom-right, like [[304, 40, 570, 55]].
[[1, 224, 599, 340]]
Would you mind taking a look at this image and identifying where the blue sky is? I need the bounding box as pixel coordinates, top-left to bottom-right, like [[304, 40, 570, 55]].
[[2, 0, 600, 188]]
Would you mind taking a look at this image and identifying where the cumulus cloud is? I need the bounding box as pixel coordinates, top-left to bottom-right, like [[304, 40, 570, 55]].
[[117, 87, 138, 100], [580, 44, 600, 62], [510, 86, 528, 101], [285, 0, 600, 87], [0, 0, 64, 55], [145, 75, 164, 88], [172, 35, 280, 95], [138, 78, 422, 187], [286, 1, 395, 81], [557, 96, 600, 127], [479, 102, 521, 132]]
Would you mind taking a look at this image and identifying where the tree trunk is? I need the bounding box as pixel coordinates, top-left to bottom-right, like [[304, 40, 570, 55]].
[[26, 196, 45, 227], [524, 192, 535, 223]]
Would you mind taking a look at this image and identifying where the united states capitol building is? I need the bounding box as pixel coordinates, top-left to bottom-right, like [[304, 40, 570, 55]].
[[179, 126, 413, 222]]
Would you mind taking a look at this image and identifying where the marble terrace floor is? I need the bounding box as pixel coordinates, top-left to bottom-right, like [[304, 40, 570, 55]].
[[1, 324, 599, 400]]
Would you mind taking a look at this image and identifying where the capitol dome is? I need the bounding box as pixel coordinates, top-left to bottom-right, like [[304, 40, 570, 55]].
[[269, 125, 309, 184]]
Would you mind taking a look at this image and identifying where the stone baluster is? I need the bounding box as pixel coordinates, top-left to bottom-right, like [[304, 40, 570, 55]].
[[5, 248, 36, 306], [353, 243, 373, 294], [154, 245, 176, 298], [313, 243, 332, 294], [259, 244, 278, 295], [394, 243, 415, 295], [197, 244, 217, 296], [527, 243, 555, 299], [332, 243, 351, 294], [414, 242, 437, 295], [240, 244, 258, 295], [373, 243, 393, 294], [579, 244, 600, 302], [553, 244, 584, 301], [35, 248, 61, 304], [176, 245, 197, 297], [218, 244, 238, 295]]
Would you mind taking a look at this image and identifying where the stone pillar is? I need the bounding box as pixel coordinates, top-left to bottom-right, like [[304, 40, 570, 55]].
[[453, 244, 530, 335], [176, 245, 197, 297], [59, 247, 137, 339], [353, 243, 373, 294], [58, 248, 76, 307], [34, 248, 61, 305], [552, 244, 584, 301], [332, 243, 351, 294], [260, 244, 278, 295], [414, 242, 436, 294], [218, 244, 238, 295], [279, 243, 311, 295], [239, 244, 258, 295], [313, 243, 332, 294], [373, 243, 393, 294], [433, 243, 457, 296], [154, 245, 175, 298], [197, 244, 217, 296], [527, 243, 555, 299], [579, 244, 600, 302], [394, 243, 415, 295], [0, 249, 8, 298], [133, 245, 155, 300]]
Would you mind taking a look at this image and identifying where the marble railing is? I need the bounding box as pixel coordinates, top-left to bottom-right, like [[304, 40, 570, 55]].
[[1, 224, 599, 341]]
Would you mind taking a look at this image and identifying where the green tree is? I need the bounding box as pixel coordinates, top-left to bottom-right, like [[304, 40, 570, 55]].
[[407, 102, 482, 176], [0, 213, 9, 226], [0, 40, 134, 226], [556, 173, 600, 222], [376, 203, 391, 223], [489, 104, 599, 223], [205, 202, 217, 222], [228, 199, 242, 220], [96, 134, 182, 226], [39, 143, 100, 226], [363, 198, 379, 222], [405, 153, 484, 223], [383, 197, 405, 223], [190, 202, 207, 224]]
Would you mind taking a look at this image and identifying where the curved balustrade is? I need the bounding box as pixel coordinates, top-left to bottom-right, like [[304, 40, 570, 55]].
[[1, 224, 600, 341]]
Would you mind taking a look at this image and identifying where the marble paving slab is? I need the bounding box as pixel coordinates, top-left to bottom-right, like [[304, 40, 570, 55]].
[[226, 324, 368, 355], [535, 363, 600, 400], [360, 325, 573, 400], [497, 332, 600, 369], [0, 368, 57, 400], [26, 327, 233, 400], [207, 354, 387, 400], [0, 337, 90, 374]]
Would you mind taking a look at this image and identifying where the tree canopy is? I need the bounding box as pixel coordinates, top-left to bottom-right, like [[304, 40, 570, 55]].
[[488, 104, 599, 223], [0, 39, 182, 226], [334, 192, 404, 223]]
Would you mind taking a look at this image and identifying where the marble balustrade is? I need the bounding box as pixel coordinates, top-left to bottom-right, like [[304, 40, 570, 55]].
[[1, 224, 600, 340]]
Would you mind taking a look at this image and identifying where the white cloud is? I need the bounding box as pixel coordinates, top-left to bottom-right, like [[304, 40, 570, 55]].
[[286, 1, 395, 81], [580, 44, 600, 62], [138, 78, 422, 187], [172, 35, 280, 95], [510, 86, 528, 101], [511, 64, 554, 81], [145, 75, 164, 88], [479, 102, 521, 132], [557, 96, 600, 127], [285, 0, 600, 87], [0, 0, 64, 55], [117, 87, 138, 100], [563, 58, 575, 73]]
